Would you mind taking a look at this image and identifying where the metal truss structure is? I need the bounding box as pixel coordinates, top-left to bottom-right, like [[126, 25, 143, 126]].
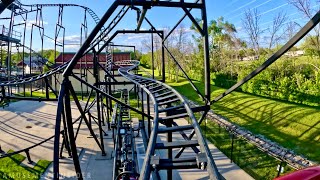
[[0, 0, 319, 179]]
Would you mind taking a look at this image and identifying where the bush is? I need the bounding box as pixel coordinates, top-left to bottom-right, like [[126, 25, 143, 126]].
[[212, 72, 237, 89]]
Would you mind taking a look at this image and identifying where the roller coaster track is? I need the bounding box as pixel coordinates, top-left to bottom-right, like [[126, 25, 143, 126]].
[[0, 2, 129, 88], [13, 0, 130, 45], [0, 60, 67, 86], [13, 0, 104, 31], [117, 60, 221, 180]]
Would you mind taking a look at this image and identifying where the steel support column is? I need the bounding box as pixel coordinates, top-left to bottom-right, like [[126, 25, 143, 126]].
[[147, 94, 151, 137], [151, 31, 154, 79], [201, 0, 210, 102], [53, 85, 65, 179], [161, 33, 165, 82], [64, 80, 83, 179]]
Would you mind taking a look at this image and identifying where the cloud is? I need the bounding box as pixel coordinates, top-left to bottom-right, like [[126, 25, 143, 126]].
[[44, 35, 83, 45], [127, 34, 149, 40], [64, 44, 80, 51], [58, 35, 82, 44], [19, 20, 49, 30]]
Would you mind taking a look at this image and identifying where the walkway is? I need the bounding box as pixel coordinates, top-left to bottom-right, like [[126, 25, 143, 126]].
[[0, 99, 253, 179]]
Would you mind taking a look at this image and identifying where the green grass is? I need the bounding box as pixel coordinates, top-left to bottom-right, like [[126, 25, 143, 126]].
[[199, 119, 294, 179], [171, 80, 320, 163], [128, 98, 142, 120], [139, 67, 320, 178], [110, 93, 142, 121], [19, 91, 57, 99], [0, 150, 51, 180]]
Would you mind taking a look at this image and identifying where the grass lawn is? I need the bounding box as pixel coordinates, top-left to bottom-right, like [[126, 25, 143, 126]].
[[201, 120, 293, 179], [18, 91, 57, 99], [140, 67, 320, 162], [171, 79, 320, 163], [139, 67, 320, 178], [0, 150, 51, 180]]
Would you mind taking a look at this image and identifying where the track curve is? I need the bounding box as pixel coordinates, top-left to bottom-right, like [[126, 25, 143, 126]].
[[14, 0, 102, 28], [0, 61, 68, 86], [117, 60, 221, 180]]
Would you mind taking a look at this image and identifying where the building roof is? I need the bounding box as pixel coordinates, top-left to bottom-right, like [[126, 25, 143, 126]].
[[55, 52, 131, 69], [62, 51, 131, 55]]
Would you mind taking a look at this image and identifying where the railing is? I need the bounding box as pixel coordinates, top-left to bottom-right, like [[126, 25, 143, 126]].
[[0, 25, 22, 40]]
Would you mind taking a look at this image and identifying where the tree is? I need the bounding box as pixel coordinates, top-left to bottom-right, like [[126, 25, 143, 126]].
[[242, 9, 263, 56], [267, 11, 287, 50], [113, 48, 122, 52], [41, 49, 59, 72], [288, 0, 320, 57], [191, 17, 239, 71], [0, 49, 7, 67], [131, 50, 141, 60], [171, 24, 189, 82], [285, 22, 299, 40], [302, 35, 320, 56], [141, 32, 163, 76]]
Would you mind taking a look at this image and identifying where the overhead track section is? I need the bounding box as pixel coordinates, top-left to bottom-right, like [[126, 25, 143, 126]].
[[0, 0, 14, 14]]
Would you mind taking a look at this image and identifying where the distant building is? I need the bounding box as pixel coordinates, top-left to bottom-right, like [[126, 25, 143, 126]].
[[284, 50, 304, 57], [242, 56, 259, 61], [17, 56, 47, 74], [53, 51, 133, 93], [55, 52, 131, 69]]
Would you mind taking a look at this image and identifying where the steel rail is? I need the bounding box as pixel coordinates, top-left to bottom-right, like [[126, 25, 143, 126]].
[[117, 60, 221, 180], [14, 1, 103, 30], [0, 60, 69, 86]]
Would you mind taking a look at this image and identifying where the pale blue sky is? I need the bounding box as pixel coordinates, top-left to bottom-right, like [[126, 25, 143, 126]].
[[1, 0, 319, 52]]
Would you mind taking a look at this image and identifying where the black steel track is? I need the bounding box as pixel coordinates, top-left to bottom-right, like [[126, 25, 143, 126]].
[[0, 61, 67, 86], [14, 0, 103, 29], [117, 60, 221, 180]]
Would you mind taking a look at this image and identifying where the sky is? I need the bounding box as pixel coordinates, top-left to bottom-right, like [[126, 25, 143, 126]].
[[1, 0, 319, 53]]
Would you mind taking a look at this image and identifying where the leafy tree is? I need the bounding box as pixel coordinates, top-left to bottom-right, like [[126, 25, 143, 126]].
[[301, 36, 320, 57], [242, 9, 263, 56], [288, 0, 320, 57]]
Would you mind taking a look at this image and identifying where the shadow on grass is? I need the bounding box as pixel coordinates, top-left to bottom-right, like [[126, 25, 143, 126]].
[[203, 123, 294, 180], [171, 81, 320, 161], [0, 150, 51, 180]]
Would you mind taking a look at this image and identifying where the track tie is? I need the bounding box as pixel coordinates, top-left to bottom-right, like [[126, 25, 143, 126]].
[[155, 140, 199, 149], [151, 87, 167, 94], [135, 79, 150, 84], [158, 98, 180, 106], [158, 104, 185, 113], [156, 94, 177, 103], [151, 157, 199, 170], [158, 125, 194, 133], [159, 113, 189, 121], [148, 84, 162, 90], [145, 82, 158, 87], [155, 91, 173, 98]]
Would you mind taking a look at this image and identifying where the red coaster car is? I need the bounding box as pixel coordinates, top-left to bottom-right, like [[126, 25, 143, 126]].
[[274, 166, 320, 180]]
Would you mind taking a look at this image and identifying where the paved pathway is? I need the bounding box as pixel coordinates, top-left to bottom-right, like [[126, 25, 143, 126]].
[[0, 99, 254, 179]]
